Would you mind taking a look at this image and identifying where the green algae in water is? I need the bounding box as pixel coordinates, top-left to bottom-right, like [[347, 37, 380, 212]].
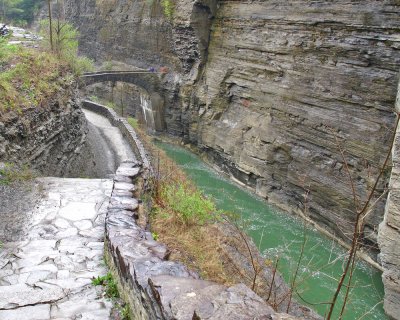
[[156, 141, 387, 319]]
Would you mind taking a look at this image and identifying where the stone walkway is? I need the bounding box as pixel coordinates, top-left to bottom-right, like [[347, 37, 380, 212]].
[[0, 177, 113, 320]]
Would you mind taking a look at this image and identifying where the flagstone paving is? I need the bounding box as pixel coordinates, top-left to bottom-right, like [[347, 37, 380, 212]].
[[0, 177, 114, 320]]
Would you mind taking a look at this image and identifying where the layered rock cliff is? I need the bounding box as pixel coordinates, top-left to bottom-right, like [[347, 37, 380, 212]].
[[0, 87, 88, 177], [380, 80, 400, 319], [61, 0, 400, 316], [64, 0, 399, 253]]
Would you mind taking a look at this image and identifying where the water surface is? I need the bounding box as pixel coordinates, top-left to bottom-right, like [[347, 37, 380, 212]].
[[157, 141, 386, 320]]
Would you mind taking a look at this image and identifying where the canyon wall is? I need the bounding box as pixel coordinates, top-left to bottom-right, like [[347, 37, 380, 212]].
[[64, 0, 400, 255], [0, 88, 88, 177], [379, 80, 400, 320], [62, 2, 400, 317], [186, 1, 400, 256]]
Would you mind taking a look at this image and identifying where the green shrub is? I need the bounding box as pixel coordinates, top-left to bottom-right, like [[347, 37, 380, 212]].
[[39, 19, 94, 76], [102, 60, 113, 71], [0, 0, 45, 26], [160, 184, 218, 225], [121, 305, 131, 320], [151, 232, 159, 240], [0, 163, 35, 185], [127, 117, 138, 129], [91, 272, 119, 298], [0, 43, 66, 110], [70, 56, 94, 76], [161, 0, 174, 20]]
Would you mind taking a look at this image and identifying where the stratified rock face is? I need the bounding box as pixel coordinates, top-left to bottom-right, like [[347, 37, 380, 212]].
[[0, 89, 88, 177], [379, 81, 400, 320], [63, 0, 183, 71], [61, 1, 400, 316], [63, 0, 400, 254], [188, 1, 400, 254]]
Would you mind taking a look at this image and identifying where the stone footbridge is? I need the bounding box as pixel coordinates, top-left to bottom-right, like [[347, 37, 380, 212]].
[[80, 71, 162, 92], [80, 71, 165, 132]]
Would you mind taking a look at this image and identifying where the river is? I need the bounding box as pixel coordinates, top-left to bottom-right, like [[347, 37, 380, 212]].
[[156, 141, 386, 320]]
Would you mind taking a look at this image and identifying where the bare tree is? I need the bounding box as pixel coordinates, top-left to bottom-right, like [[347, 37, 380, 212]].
[[326, 112, 400, 319], [47, 0, 53, 50]]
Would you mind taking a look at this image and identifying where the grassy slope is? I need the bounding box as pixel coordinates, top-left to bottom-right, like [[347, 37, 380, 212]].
[[0, 38, 73, 114]]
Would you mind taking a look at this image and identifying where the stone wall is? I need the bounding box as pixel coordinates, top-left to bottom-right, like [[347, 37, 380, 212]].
[[82, 100, 152, 170], [0, 88, 88, 177], [104, 160, 285, 320]]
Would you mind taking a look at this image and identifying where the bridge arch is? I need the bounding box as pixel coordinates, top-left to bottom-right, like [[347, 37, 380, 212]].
[[80, 71, 165, 132]]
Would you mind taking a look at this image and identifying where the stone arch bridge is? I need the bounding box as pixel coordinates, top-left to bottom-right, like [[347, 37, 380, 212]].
[[80, 71, 165, 131]]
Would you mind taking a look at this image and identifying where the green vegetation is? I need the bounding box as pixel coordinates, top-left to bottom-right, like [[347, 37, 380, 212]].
[[130, 124, 230, 284], [120, 305, 131, 320], [102, 60, 114, 71], [158, 184, 218, 225], [0, 163, 35, 185], [0, 19, 93, 111], [161, 0, 174, 20], [92, 272, 131, 319], [39, 19, 94, 75], [91, 272, 119, 298], [0, 0, 45, 26], [0, 37, 68, 110], [90, 95, 118, 110], [151, 232, 159, 240], [127, 117, 138, 129]]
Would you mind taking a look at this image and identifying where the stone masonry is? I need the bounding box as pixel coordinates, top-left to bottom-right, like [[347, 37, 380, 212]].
[[0, 178, 114, 320]]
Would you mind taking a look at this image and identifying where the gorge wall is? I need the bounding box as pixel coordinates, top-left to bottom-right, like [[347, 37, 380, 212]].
[[62, 1, 400, 315], [0, 88, 89, 177], [64, 0, 400, 254], [379, 80, 400, 319]]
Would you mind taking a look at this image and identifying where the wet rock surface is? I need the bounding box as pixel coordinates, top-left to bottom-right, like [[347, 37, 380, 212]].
[[77, 109, 136, 178], [0, 180, 43, 242], [0, 178, 113, 320]]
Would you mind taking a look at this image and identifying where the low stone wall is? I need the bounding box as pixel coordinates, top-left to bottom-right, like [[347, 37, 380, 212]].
[[82, 100, 152, 170], [104, 160, 301, 319]]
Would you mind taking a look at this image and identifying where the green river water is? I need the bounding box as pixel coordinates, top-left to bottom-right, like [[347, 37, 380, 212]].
[[157, 141, 386, 320]]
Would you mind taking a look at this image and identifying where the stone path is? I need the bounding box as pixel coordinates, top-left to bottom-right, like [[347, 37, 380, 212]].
[[0, 177, 113, 320], [81, 108, 136, 178], [83, 108, 135, 164]]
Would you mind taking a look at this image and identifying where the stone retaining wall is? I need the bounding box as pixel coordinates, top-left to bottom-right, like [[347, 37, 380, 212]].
[[82, 100, 152, 170]]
